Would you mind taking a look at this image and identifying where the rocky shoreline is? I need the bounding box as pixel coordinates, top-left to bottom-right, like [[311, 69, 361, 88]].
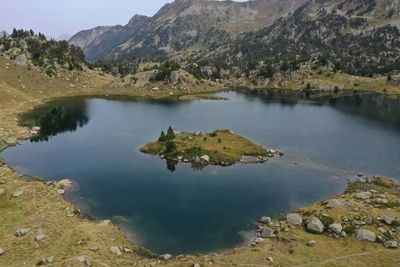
[[252, 176, 399, 255]]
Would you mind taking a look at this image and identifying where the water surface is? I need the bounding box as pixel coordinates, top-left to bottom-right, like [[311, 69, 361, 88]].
[[2, 91, 400, 254]]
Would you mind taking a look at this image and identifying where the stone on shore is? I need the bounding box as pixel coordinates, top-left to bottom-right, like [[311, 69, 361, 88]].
[[326, 199, 345, 208], [286, 213, 302, 225], [259, 216, 272, 224], [306, 216, 324, 234], [160, 254, 172, 260], [356, 229, 376, 242], [260, 227, 275, 238], [110, 246, 122, 256]]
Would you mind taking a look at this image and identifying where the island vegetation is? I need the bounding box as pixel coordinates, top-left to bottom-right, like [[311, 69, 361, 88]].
[[140, 127, 283, 169]]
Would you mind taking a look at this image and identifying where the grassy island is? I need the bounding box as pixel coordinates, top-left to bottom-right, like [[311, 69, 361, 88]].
[[140, 127, 283, 167]]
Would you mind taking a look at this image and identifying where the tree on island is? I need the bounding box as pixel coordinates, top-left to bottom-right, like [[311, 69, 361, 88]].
[[165, 140, 177, 154], [166, 126, 175, 140], [158, 131, 166, 142]]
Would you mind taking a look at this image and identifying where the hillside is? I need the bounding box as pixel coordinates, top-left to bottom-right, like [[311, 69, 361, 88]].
[[69, 0, 307, 61], [0, 29, 86, 77]]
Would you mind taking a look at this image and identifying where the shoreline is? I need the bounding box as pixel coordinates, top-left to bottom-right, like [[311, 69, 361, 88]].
[[1, 56, 400, 266]]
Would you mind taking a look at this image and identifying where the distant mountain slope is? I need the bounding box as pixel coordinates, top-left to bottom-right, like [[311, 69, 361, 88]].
[[69, 0, 306, 61], [69, 0, 400, 76]]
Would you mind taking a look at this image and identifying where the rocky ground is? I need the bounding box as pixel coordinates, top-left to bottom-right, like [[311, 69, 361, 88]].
[[0, 55, 400, 266]]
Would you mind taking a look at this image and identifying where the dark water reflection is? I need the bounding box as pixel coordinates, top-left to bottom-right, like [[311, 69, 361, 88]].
[[2, 91, 400, 254]]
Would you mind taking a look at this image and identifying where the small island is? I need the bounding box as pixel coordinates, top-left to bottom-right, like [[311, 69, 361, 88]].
[[140, 127, 283, 168]]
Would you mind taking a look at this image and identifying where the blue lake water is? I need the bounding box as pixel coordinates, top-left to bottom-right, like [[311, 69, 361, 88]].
[[2, 91, 400, 254]]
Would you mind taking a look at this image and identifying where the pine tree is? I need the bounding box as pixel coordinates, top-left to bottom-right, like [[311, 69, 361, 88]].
[[166, 126, 175, 140], [158, 131, 166, 142]]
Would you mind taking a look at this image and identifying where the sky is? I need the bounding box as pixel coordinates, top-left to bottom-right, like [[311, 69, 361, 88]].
[[0, 0, 178, 39]]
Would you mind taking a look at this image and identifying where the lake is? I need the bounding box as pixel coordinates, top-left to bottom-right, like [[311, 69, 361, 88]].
[[2, 91, 400, 254]]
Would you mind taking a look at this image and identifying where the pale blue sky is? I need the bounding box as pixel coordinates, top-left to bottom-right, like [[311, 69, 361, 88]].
[[1, 0, 177, 38], [2, 1, 247, 38]]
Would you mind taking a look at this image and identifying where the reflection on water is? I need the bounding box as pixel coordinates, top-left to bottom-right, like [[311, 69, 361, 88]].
[[21, 98, 89, 142], [2, 90, 400, 254]]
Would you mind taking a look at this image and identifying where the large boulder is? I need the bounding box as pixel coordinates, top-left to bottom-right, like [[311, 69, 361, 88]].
[[306, 216, 324, 234], [354, 191, 372, 200], [286, 213, 302, 226], [260, 227, 275, 238], [329, 223, 343, 235], [356, 229, 376, 242]]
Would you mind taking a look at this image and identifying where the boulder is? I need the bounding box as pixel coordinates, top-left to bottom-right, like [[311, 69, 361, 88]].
[[329, 223, 343, 235], [260, 227, 275, 238], [384, 241, 398, 249], [326, 199, 345, 208], [89, 246, 99, 252], [307, 240, 317, 247], [259, 216, 272, 224], [381, 216, 394, 225], [0, 247, 4, 256], [286, 213, 302, 226], [12, 190, 24, 197], [200, 155, 210, 162], [35, 229, 46, 242], [306, 216, 325, 234], [15, 228, 30, 237], [375, 198, 388, 204], [160, 254, 172, 260], [110, 246, 122, 256], [56, 179, 73, 189], [356, 229, 376, 242], [354, 191, 372, 200], [76, 255, 92, 266]]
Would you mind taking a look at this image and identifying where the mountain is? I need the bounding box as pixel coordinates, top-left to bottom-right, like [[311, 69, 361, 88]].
[[69, 0, 306, 61], [69, 0, 400, 76]]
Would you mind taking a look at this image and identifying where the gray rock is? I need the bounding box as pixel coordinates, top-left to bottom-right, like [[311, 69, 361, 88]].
[[57, 189, 65, 195], [35, 229, 45, 242], [159, 254, 172, 260], [200, 155, 210, 162], [306, 216, 324, 234], [37, 256, 54, 265], [393, 218, 400, 227], [193, 264, 201, 267], [286, 213, 302, 225], [365, 216, 373, 225], [384, 240, 398, 249], [356, 229, 376, 242], [15, 228, 30, 237], [89, 246, 99, 252], [355, 191, 372, 199], [381, 216, 394, 225], [0, 247, 4, 256], [329, 223, 343, 235], [375, 198, 388, 205], [76, 255, 91, 266], [307, 240, 317, 247], [260, 227, 275, 238], [12, 190, 24, 197], [259, 216, 272, 224], [326, 199, 345, 208], [110, 246, 122, 256]]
